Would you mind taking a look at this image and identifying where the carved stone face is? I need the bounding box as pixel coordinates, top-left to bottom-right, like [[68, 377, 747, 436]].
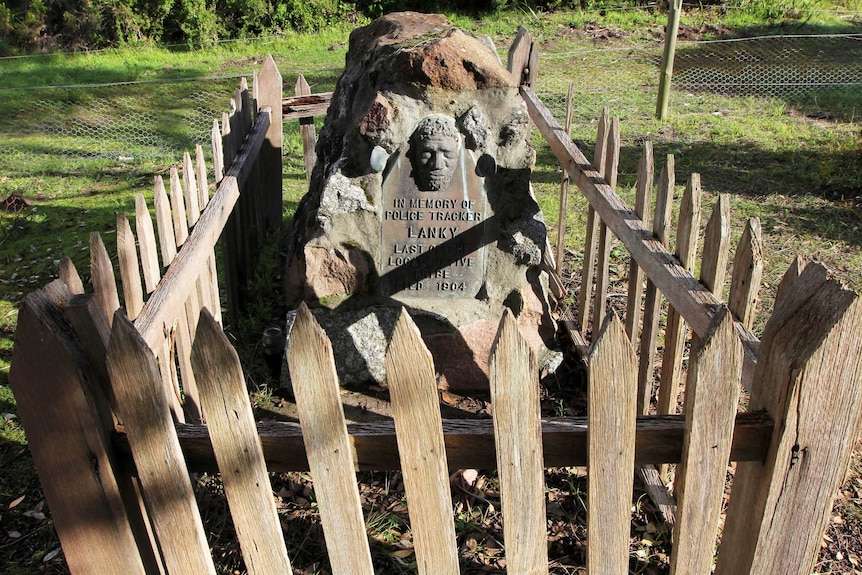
[[409, 116, 461, 192]]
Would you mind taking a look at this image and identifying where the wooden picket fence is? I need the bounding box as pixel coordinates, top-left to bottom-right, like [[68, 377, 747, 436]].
[[8, 32, 862, 575]]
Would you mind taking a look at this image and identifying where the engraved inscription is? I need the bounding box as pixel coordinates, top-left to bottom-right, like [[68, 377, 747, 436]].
[[380, 115, 486, 297]]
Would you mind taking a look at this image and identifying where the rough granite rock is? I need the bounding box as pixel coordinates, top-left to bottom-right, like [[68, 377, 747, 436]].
[[283, 12, 560, 391]]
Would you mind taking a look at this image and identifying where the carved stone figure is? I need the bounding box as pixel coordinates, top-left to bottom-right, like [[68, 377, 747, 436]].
[[408, 115, 461, 192]]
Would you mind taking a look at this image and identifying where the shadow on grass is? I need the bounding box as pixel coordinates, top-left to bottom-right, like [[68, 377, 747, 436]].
[[531, 131, 862, 250], [673, 24, 862, 122]]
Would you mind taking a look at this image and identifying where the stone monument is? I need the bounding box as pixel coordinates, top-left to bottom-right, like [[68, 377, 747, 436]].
[[284, 12, 559, 391]]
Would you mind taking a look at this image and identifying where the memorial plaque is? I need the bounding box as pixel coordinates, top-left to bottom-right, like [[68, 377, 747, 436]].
[[380, 115, 487, 297]]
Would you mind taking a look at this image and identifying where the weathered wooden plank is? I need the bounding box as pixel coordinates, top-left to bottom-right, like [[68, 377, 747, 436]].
[[588, 313, 637, 573], [183, 151, 201, 226], [59, 256, 85, 294], [489, 311, 548, 575], [119, 411, 774, 474], [64, 294, 115, 415], [134, 191, 184, 420], [296, 74, 317, 185], [169, 166, 190, 246], [637, 464, 676, 526], [192, 310, 292, 574], [728, 217, 763, 330], [176, 303, 202, 422], [135, 176, 240, 351], [195, 144, 209, 208], [212, 118, 224, 183], [282, 92, 333, 119], [525, 38, 539, 88], [386, 310, 459, 575], [670, 307, 742, 574], [625, 140, 654, 340], [9, 283, 152, 575], [715, 263, 862, 575], [775, 255, 806, 304], [594, 115, 620, 329], [256, 57, 284, 231], [105, 312, 216, 575], [205, 253, 222, 325], [63, 293, 172, 573], [636, 157, 674, 415], [287, 304, 374, 575], [555, 82, 575, 274], [577, 108, 610, 333], [134, 193, 161, 293], [507, 27, 532, 85], [699, 194, 730, 296], [222, 109, 235, 168], [116, 213, 144, 321], [153, 175, 177, 266], [90, 231, 121, 328], [657, 174, 702, 419]]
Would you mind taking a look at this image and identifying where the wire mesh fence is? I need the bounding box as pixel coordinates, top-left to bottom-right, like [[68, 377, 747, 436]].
[[0, 33, 859, 186], [674, 34, 862, 98]]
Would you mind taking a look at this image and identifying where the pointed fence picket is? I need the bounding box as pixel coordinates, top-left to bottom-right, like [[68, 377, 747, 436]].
[[192, 310, 293, 575], [587, 314, 636, 573], [296, 73, 317, 184], [669, 307, 741, 574], [656, 174, 701, 425], [287, 304, 375, 575], [636, 156, 674, 415], [490, 311, 548, 575], [624, 140, 654, 341], [386, 310, 460, 575]]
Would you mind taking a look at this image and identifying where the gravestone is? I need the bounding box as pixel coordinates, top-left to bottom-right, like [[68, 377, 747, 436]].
[[284, 12, 560, 391]]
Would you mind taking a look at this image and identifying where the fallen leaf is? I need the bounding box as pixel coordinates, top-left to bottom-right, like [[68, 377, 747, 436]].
[[7, 495, 25, 510], [43, 547, 61, 562]]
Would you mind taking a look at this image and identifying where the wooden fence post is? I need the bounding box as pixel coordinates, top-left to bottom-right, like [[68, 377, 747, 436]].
[[117, 213, 144, 320], [669, 306, 742, 574], [636, 156, 674, 414], [555, 81, 575, 275], [8, 281, 152, 575], [728, 217, 763, 329], [624, 140, 654, 340], [657, 173, 702, 422], [588, 313, 637, 573], [296, 74, 317, 185], [192, 310, 293, 574], [490, 310, 548, 575], [656, 0, 683, 120], [594, 116, 621, 330], [106, 312, 217, 575], [59, 256, 85, 294], [386, 309, 459, 575], [90, 231, 121, 326], [714, 262, 862, 575], [287, 304, 374, 575], [256, 55, 283, 231], [577, 108, 610, 334]]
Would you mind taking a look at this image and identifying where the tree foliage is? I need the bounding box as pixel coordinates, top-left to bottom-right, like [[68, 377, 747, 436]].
[[0, 0, 539, 53]]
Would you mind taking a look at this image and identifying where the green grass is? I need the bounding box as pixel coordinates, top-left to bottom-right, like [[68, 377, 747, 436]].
[[1, 3, 861, 573]]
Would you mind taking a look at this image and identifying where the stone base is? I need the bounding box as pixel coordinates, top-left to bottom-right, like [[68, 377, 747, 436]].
[[280, 305, 562, 393]]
